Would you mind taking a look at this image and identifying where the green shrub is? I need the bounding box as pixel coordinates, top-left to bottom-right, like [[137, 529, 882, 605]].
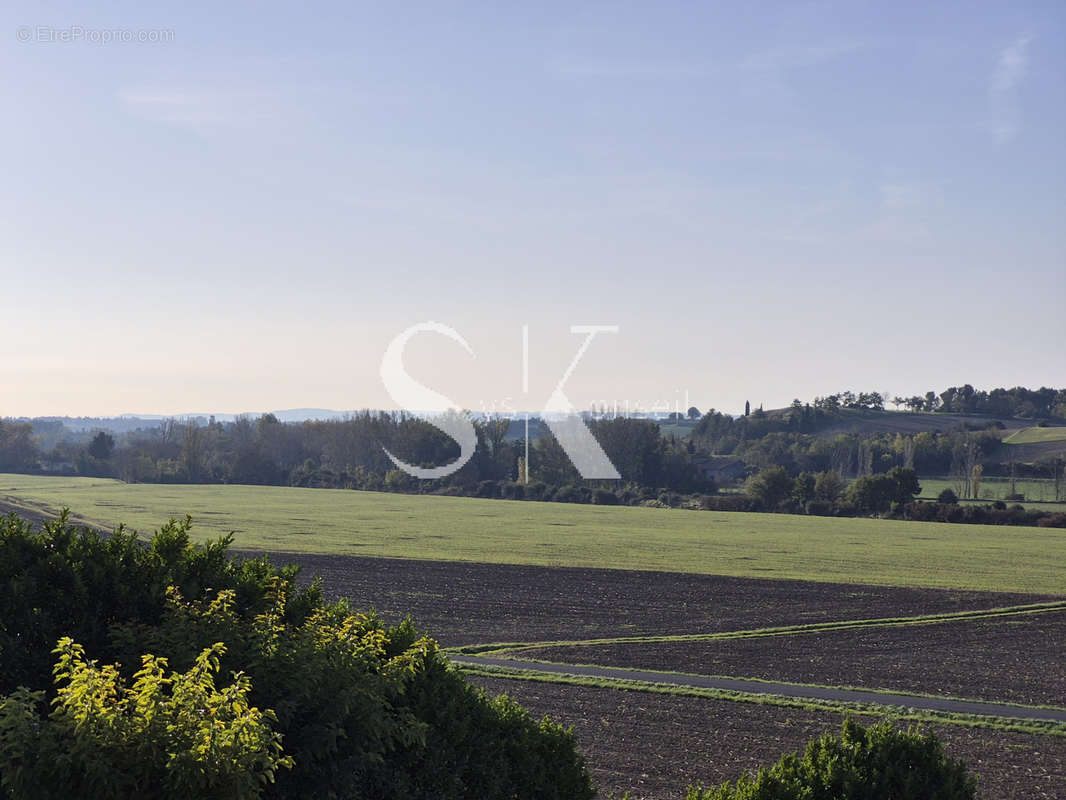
[[593, 488, 619, 505], [362, 655, 592, 799], [0, 512, 304, 699], [791, 472, 816, 504], [848, 468, 921, 514], [0, 513, 595, 800], [813, 470, 844, 503], [937, 488, 959, 504], [804, 499, 833, 516], [744, 467, 794, 510], [1036, 512, 1066, 528], [384, 468, 414, 491], [524, 481, 548, 500], [687, 718, 976, 800], [0, 639, 290, 800]]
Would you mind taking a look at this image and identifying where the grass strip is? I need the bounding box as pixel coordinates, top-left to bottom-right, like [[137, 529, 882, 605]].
[[457, 663, 1066, 738], [450, 600, 1066, 657], [458, 656, 1066, 714]]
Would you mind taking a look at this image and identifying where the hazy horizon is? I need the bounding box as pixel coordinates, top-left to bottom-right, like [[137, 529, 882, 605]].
[[9, 386, 1066, 424], [4, 1, 1063, 419]]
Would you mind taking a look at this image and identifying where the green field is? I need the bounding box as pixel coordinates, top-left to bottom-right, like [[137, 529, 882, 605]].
[[918, 477, 1065, 505], [3, 474, 1065, 594], [1003, 426, 1066, 445]]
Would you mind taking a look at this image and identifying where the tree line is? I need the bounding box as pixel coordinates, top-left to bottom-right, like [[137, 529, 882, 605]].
[[4, 413, 710, 499], [892, 385, 1066, 417], [2, 383, 1063, 519]]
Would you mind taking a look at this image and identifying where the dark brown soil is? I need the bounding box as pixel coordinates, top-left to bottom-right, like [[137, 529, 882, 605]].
[[253, 553, 1065, 798], [10, 513, 1063, 795], [261, 552, 1054, 647], [523, 611, 1066, 706], [469, 675, 1066, 800]]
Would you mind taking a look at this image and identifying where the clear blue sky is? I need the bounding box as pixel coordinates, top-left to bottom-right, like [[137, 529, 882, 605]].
[[3, 1, 1064, 417]]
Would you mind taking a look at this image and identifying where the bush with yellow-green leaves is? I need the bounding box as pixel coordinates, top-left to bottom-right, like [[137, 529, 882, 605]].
[[0, 639, 290, 799], [0, 513, 594, 800]]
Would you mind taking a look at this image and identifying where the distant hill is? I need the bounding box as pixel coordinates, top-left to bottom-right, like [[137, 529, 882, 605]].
[[262, 408, 352, 422], [759, 408, 1066, 462], [1000, 426, 1066, 462], [1003, 426, 1066, 445], [11, 409, 358, 433], [801, 408, 1027, 439]]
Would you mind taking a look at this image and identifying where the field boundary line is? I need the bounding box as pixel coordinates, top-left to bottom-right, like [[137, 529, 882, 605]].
[[451, 600, 1066, 657], [462, 656, 1066, 714], [454, 658, 1066, 731]]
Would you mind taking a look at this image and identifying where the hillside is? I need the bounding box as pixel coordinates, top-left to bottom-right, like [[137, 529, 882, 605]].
[[1003, 426, 1066, 445], [795, 408, 1026, 439], [999, 433, 1066, 463], [778, 410, 1066, 463]]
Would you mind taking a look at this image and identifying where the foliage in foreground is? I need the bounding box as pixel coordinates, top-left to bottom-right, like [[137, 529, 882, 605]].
[[687, 717, 976, 800], [0, 639, 290, 800], [0, 512, 594, 800]]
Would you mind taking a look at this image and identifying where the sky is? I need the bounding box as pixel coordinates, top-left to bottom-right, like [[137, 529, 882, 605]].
[[2, 0, 1064, 418]]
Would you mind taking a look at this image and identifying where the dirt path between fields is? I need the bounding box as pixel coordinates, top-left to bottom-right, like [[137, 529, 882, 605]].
[[452, 655, 1066, 723]]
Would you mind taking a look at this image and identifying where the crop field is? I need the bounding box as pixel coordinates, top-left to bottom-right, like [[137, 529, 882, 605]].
[[6, 474, 1066, 798], [4, 473, 1066, 593], [511, 608, 1066, 706], [813, 409, 1028, 438], [1004, 426, 1066, 445], [262, 553, 1052, 648], [468, 675, 1066, 800], [918, 476, 1065, 505], [263, 551, 1066, 798]]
